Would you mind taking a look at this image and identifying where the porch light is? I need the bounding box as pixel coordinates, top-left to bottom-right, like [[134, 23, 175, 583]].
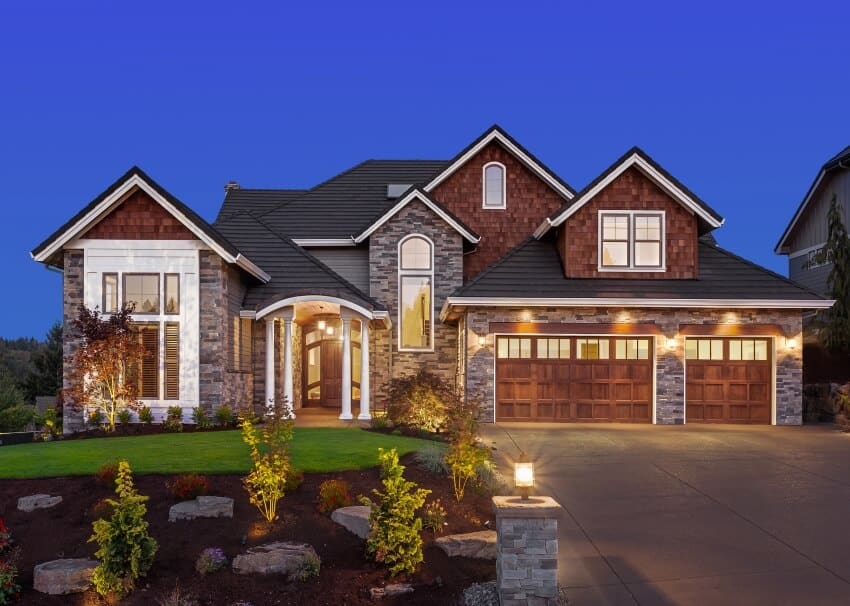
[[786, 337, 798, 350], [514, 453, 534, 500], [666, 337, 677, 349], [318, 320, 326, 330], [326, 325, 334, 336], [478, 335, 486, 347]]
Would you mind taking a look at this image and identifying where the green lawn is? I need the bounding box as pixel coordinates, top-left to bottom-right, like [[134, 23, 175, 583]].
[[0, 428, 429, 479]]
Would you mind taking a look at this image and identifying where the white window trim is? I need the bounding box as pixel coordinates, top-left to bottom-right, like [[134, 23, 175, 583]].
[[597, 210, 666, 272], [482, 161, 507, 209], [397, 234, 435, 352]]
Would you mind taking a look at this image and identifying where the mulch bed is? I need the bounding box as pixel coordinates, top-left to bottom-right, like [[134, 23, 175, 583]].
[[0, 454, 495, 605]]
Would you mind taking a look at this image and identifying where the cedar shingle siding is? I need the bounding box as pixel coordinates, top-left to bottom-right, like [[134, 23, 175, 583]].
[[83, 189, 196, 240]]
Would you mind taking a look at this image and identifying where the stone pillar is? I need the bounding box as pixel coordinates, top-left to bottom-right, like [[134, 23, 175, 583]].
[[357, 319, 371, 420], [340, 316, 353, 420], [62, 250, 85, 434], [264, 317, 275, 411], [493, 496, 563, 606], [282, 317, 295, 418]]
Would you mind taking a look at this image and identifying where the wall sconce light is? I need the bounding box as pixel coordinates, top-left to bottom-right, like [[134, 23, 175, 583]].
[[786, 337, 798, 350], [325, 325, 334, 336], [666, 337, 677, 349], [514, 452, 534, 500], [318, 320, 326, 330], [478, 335, 486, 347]]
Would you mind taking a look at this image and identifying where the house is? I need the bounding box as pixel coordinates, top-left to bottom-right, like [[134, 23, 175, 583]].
[[31, 126, 832, 432], [775, 145, 850, 295]]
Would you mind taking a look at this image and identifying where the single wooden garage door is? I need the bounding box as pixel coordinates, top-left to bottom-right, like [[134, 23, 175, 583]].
[[495, 336, 653, 422], [685, 338, 772, 424]]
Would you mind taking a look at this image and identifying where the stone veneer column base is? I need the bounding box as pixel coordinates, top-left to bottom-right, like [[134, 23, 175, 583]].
[[493, 496, 563, 606]]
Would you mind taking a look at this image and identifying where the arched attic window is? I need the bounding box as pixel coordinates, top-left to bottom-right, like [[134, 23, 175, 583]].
[[398, 235, 433, 351], [482, 162, 506, 209]]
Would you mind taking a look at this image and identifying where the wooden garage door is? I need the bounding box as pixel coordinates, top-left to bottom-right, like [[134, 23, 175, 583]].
[[495, 336, 653, 422], [685, 338, 772, 424]]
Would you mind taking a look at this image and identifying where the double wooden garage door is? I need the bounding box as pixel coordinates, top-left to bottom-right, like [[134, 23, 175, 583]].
[[685, 337, 772, 424], [495, 336, 653, 422]]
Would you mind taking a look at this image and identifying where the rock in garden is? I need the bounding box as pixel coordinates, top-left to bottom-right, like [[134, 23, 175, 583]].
[[330, 505, 371, 539], [435, 530, 497, 559], [370, 583, 414, 599], [232, 541, 318, 577], [17, 493, 62, 512], [33, 558, 98, 595], [168, 496, 234, 522]]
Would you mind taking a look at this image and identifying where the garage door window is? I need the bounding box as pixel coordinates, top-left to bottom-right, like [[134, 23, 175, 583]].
[[685, 339, 723, 360], [615, 338, 650, 360], [498, 337, 532, 359], [537, 338, 570, 359], [576, 338, 609, 359], [728, 339, 768, 361]]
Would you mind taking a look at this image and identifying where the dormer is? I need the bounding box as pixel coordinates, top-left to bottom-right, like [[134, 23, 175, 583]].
[[537, 147, 723, 279]]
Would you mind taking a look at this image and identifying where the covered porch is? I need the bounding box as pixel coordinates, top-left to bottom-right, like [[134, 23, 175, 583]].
[[253, 295, 389, 420]]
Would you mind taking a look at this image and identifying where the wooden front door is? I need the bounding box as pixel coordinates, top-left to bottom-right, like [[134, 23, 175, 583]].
[[321, 339, 342, 407], [495, 336, 653, 422], [685, 337, 772, 424], [302, 321, 362, 408]]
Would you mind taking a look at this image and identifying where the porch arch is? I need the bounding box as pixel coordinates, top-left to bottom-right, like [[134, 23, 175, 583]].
[[256, 295, 379, 322]]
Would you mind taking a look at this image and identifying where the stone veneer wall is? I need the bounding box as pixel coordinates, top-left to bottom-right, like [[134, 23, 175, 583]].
[[62, 250, 85, 433], [369, 200, 464, 397], [465, 307, 804, 425], [222, 265, 252, 411]]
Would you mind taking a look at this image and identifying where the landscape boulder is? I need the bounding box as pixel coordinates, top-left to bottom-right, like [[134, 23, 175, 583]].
[[17, 494, 62, 512], [330, 505, 371, 539], [232, 541, 319, 577], [168, 496, 233, 522], [370, 583, 414, 599], [435, 530, 497, 560], [33, 558, 97, 595]]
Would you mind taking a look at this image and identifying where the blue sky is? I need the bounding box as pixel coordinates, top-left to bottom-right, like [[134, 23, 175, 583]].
[[2, 1, 848, 339]]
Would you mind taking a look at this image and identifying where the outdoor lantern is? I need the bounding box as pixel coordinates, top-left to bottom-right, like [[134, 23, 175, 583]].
[[786, 337, 798, 350], [326, 325, 334, 336], [514, 453, 534, 500], [318, 319, 326, 330], [666, 337, 677, 349], [478, 335, 486, 347]]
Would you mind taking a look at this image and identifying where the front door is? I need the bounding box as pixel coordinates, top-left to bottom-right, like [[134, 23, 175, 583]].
[[321, 339, 342, 407], [303, 320, 362, 408]]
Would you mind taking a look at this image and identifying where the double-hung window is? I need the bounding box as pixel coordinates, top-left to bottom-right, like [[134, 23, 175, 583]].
[[599, 211, 665, 270], [398, 235, 433, 351]]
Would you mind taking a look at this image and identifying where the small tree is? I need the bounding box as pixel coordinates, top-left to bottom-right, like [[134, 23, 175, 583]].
[[444, 397, 488, 502], [89, 460, 158, 599], [815, 194, 850, 351], [241, 399, 295, 522], [360, 448, 430, 576], [69, 304, 144, 431]]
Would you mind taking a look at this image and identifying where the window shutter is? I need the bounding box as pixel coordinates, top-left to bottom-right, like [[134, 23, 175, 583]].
[[164, 323, 179, 400], [140, 325, 160, 399]]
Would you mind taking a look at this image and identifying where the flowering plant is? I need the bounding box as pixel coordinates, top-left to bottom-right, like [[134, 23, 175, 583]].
[[0, 519, 11, 553], [0, 559, 19, 605], [195, 547, 228, 575]]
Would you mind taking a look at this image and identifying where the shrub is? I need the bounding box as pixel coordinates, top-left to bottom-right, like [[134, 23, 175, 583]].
[[445, 399, 488, 502], [163, 406, 184, 432], [168, 474, 209, 501], [284, 468, 304, 493], [473, 457, 509, 496], [360, 448, 430, 576], [386, 370, 454, 433], [414, 443, 448, 474], [95, 462, 119, 488], [87, 408, 104, 429], [370, 414, 390, 430], [421, 499, 447, 534], [117, 409, 133, 427], [194, 547, 227, 575], [138, 405, 153, 425], [317, 479, 353, 514], [241, 399, 294, 522], [89, 460, 158, 599], [36, 406, 62, 439], [215, 405, 234, 428], [0, 405, 34, 433], [0, 519, 11, 553], [0, 559, 19, 606], [157, 584, 199, 606], [291, 551, 321, 581], [90, 498, 115, 521], [192, 407, 211, 430]]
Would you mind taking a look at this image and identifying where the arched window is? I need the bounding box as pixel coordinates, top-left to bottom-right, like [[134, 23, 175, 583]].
[[483, 162, 506, 208], [398, 235, 433, 351]]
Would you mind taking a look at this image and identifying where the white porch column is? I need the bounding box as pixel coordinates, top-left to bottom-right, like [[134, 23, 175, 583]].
[[357, 319, 371, 420], [264, 317, 276, 411], [282, 316, 295, 418], [340, 316, 353, 420]]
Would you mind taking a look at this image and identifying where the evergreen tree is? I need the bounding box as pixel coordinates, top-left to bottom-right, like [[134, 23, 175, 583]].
[[821, 194, 850, 351], [23, 322, 62, 402]]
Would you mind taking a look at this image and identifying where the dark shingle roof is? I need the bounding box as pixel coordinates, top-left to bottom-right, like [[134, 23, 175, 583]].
[[255, 160, 449, 239], [214, 213, 384, 311], [216, 189, 306, 223], [453, 237, 826, 302]]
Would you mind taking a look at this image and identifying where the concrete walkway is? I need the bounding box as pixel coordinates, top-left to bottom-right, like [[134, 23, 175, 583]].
[[480, 423, 850, 606]]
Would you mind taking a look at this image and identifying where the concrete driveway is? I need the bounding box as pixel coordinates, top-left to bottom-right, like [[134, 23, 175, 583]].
[[479, 423, 850, 606]]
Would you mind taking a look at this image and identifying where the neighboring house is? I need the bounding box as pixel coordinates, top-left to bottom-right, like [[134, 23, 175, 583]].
[[32, 126, 831, 431], [776, 145, 850, 295]]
